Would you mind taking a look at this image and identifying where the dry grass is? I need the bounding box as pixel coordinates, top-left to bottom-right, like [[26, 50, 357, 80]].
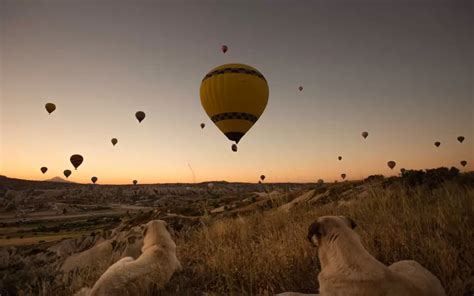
[[161, 182, 474, 296]]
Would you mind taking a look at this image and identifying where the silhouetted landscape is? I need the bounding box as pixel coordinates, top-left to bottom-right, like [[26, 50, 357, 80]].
[[1, 168, 473, 295]]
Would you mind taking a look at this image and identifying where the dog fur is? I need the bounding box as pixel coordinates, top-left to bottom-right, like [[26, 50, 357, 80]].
[[307, 216, 445, 296]]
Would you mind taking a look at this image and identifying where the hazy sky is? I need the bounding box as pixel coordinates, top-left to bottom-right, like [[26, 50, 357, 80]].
[[1, 0, 472, 184]]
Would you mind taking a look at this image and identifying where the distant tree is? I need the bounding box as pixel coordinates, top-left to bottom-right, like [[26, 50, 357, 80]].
[[365, 175, 384, 182]]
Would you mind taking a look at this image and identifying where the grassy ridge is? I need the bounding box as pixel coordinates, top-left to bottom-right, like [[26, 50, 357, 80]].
[[163, 182, 474, 295]]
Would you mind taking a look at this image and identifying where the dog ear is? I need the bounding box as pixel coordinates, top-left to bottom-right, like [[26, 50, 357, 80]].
[[340, 216, 357, 229], [307, 221, 322, 244]]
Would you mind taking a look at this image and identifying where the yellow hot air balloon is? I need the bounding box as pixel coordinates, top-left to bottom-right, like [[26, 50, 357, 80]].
[[200, 63, 269, 146]]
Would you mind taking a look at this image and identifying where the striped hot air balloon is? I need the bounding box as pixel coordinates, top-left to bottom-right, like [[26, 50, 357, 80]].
[[200, 63, 269, 149]]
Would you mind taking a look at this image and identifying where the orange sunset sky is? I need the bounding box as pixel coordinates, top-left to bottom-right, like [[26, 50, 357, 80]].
[[1, 1, 472, 184]]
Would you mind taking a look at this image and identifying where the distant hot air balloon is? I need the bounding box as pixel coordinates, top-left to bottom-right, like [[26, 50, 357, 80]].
[[111, 138, 118, 146], [64, 170, 71, 178], [362, 131, 369, 139], [400, 168, 406, 174], [45, 103, 56, 114], [221, 45, 228, 54], [387, 161, 396, 170], [70, 154, 84, 170], [460, 160, 467, 167], [341, 173, 346, 180], [231, 144, 238, 152], [133, 180, 138, 185], [40, 167, 48, 174], [200, 63, 269, 148], [457, 136, 465, 143], [135, 111, 145, 123], [200, 123, 205, 129], [260, 175, 265, 181], [434, 141, 441, 147], [298, 86, 303, 91], [338, 156, 342, 161], [91, 176, 98, 184]]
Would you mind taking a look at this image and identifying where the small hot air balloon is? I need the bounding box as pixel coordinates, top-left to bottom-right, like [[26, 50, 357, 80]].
[[91, 176, 98, 184], [400, 168, 406, 174], [460, 160, 467, 167], [260, 175, 265, 181], [200, 63, 269, 147], [221, 45, 228, 54], [341, 173, 346, 180], [298, 86, 303, 91], [45, 103, 56, 114], [40, 167, 48, 174], [133, 180, 138, 185], [231, 144, 238, 152], [200, 123, 205, 129], [135, 111, 145, 123], [111, 138, 118, 146], [64, 170, 71, 178], [338, 156, 342, 161], [457, 136, 465, 143], [362, 131, 369, 139], [434, 141, 441, 147], [387, 161, 396, 170], [70, 154, 84, 170]]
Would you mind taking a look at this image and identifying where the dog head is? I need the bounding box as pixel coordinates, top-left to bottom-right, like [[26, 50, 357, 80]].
[[307, 216, 356, 247], [141, 220, 176, 252]]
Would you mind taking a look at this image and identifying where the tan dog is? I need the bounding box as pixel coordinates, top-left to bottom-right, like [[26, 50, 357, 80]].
[[307, 216, 445, 296], [78, 220, 181, 296]]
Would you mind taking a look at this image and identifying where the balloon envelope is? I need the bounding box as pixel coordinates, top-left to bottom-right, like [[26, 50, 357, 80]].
[[338, 156, 342, 161], [91, 176, 98, 184], [40, 167, 48, 174], [231, 144, 238, 152], [317, 179, 324, 184], [200, 63, 269, 145], [460, 160, 467, 167], [298, 86, 303, 91], [341, 174, 346, 179], [434, 141, 440, 147], [221, 45, 228, 53], [200, 123, 205, 129], [387, 161, 396, 170], [135, 111, 145, 123], [64, 170, 71, 178], [362, 131, 369, 139], [70, 154, 84, 170], [45, 103, 56, 114], [133, 180, 138, 185], [260, 175, 265, 181], [111, 138, 118, 146], [457, 136, 465, 143]]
